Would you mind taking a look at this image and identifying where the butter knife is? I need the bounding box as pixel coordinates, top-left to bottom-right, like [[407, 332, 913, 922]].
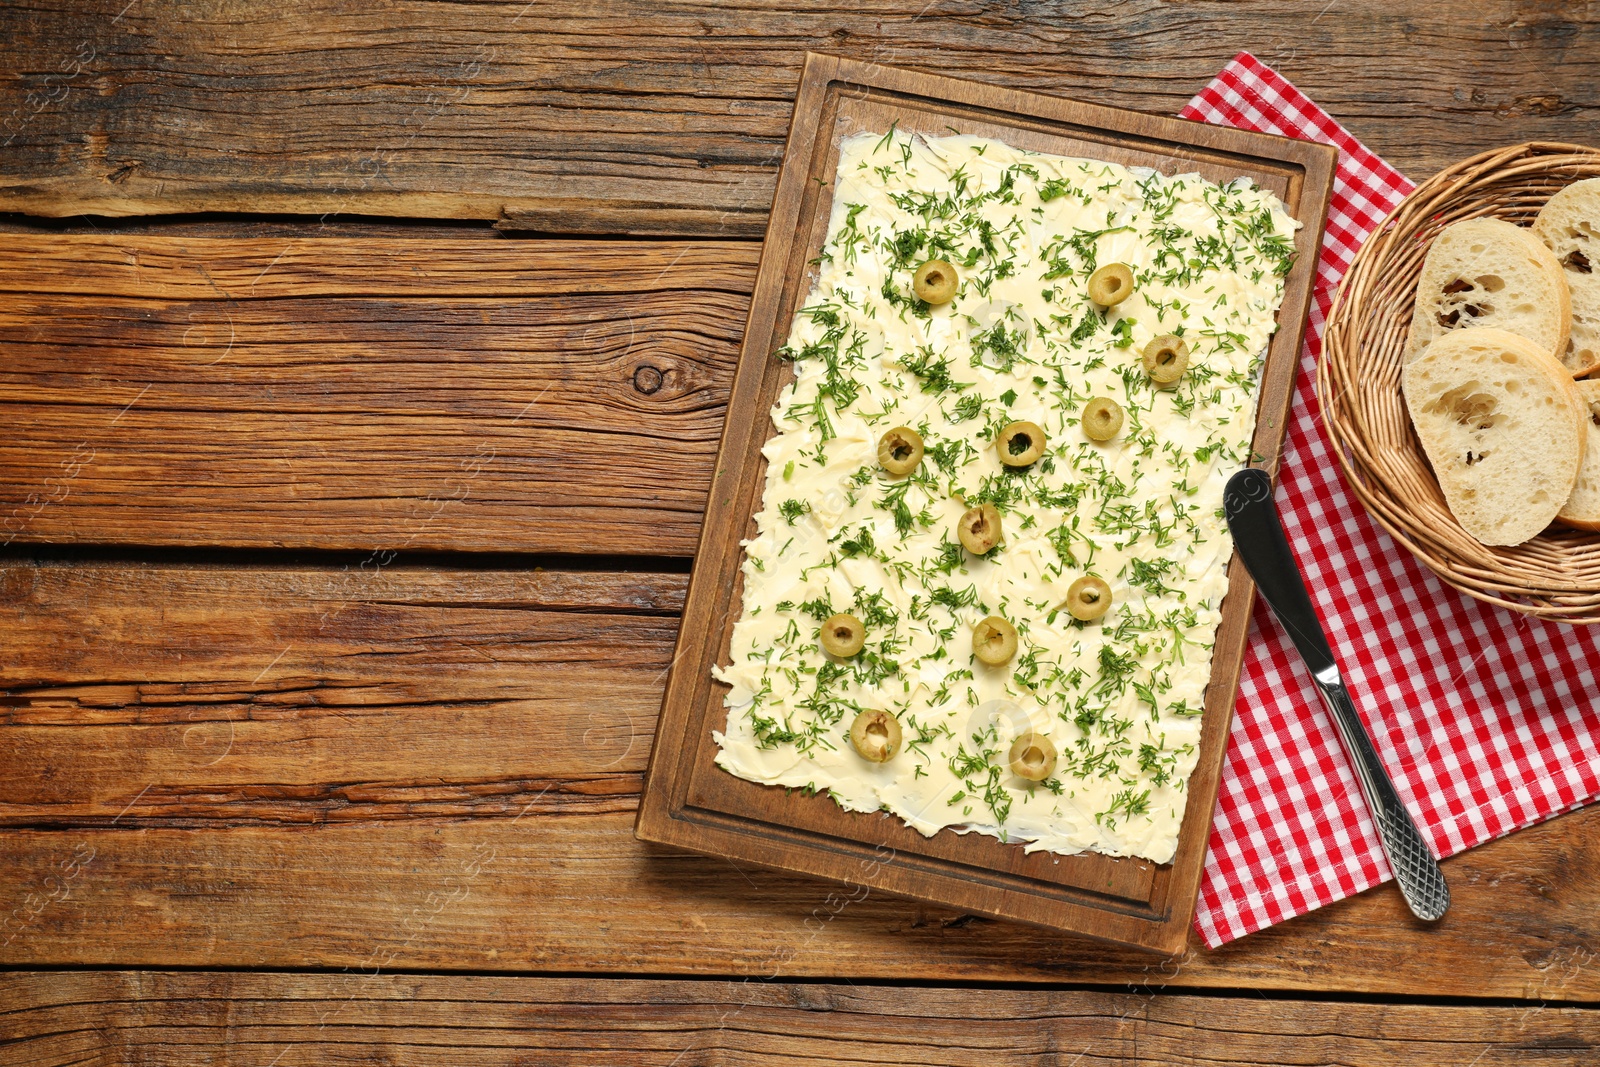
[[1224, 467, 1449, 922]]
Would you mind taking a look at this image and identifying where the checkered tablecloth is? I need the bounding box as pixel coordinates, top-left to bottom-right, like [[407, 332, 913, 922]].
[[1181, 52, 1600, 947]]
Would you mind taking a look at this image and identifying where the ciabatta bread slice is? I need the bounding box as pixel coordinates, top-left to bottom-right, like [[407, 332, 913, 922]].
[[1533, 178, 1600, 377], [1403, 327, 1584, 546], [1558, 380, 1600, 530], [1405, 217, 1571, 366]]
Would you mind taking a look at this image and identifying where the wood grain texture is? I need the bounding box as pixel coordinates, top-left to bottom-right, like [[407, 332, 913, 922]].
[[3, 1, 1598, 234], [10, 811, 1600, 999], [0, 563, 681, 831], [3, 971, 1597, 1067], [3, 560, 1600, 999], [0, 235, 757, 555], [638, 52, 1335, 955], [0, 561, 681, 827]]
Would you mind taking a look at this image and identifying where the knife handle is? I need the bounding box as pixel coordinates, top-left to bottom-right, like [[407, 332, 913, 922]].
[[1316, 678, 1451, 922], [1224, 468, 1449, 923]]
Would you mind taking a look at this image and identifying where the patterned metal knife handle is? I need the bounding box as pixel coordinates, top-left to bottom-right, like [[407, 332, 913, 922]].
[[1224, 468, 1449, 923], [1315, 672, 1451, 922]]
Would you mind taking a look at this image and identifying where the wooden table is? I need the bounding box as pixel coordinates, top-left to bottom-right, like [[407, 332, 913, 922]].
[[2, 3, 1599, 1062]]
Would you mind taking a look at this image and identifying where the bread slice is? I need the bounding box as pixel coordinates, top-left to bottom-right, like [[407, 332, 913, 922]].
[[1406, 217, 1571, 367], [1403, 327, 1584, 546], [1557, 380, 1600, 530], [1533, 178, 1600, 376]]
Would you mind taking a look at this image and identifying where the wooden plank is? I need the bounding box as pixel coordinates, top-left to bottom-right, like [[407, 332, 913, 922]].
[[3, 972, 1597, 1067], [0, 560, 681, 825], [639, 53, 1335, 955], [0, 235, 757, 555], [3, 1, 1598, 234], [2, 562, 1599, 997], [0, 234, 757, 299], [9, 811, 1600, 999]]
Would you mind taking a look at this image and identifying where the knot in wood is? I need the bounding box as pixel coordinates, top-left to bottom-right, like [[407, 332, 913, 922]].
[[632, 364, 665, 395]]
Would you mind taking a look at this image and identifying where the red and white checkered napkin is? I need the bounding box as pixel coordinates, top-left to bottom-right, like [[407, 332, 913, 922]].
[[1180, 53, 1600, 947]]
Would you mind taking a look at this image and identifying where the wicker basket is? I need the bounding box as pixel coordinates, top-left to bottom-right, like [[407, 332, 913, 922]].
[[1319, 141, 1600, 623]]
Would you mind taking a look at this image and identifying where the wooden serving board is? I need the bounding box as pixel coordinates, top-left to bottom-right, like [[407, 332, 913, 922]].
[[637, 52, 1335, 954]]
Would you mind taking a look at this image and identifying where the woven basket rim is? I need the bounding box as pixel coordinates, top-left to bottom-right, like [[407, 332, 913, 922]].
[[1317, 140, 1600, 624]]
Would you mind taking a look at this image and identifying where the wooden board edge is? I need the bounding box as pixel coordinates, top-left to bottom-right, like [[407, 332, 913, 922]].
[[640, 802, 1184, 955], [810, 52, 1344, 180]]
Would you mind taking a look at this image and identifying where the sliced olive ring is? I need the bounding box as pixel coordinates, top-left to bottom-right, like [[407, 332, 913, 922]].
[[849, 709, 903, 763], [1009, 731, 1058, 781], [877, 425, 924, 478], [1142, 334, 1190, 387], [820, 613, 866, 657], [957, 502, 1002, 555], [1081, 397, 1124, 442], [1065, 576, 1113, 622], [997, 420, 1047, 468], [1087, 262, 1136, 307], [972, 616, 1019, 666], [912, 259, 959, 305]]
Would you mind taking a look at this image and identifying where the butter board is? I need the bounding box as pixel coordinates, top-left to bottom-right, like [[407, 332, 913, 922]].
[[636, 52, 1335, 954]]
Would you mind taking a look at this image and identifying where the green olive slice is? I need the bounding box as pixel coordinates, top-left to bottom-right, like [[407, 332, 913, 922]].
[[1142, 334, 1189, 387], [1009, 731, 1058, 781], [972, 615, 1019, 666], [1087, 262, 1135, 307], [957, 502, 1002, 555], [1065, 576, 1113, 622], [849, 709, 903, 763], [820, 613, 866, 657], [997, 420, 1046, 468], [877, 425, 924, 478], [912, 259, 959, 305], [1081, 397, 1124, 442]]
